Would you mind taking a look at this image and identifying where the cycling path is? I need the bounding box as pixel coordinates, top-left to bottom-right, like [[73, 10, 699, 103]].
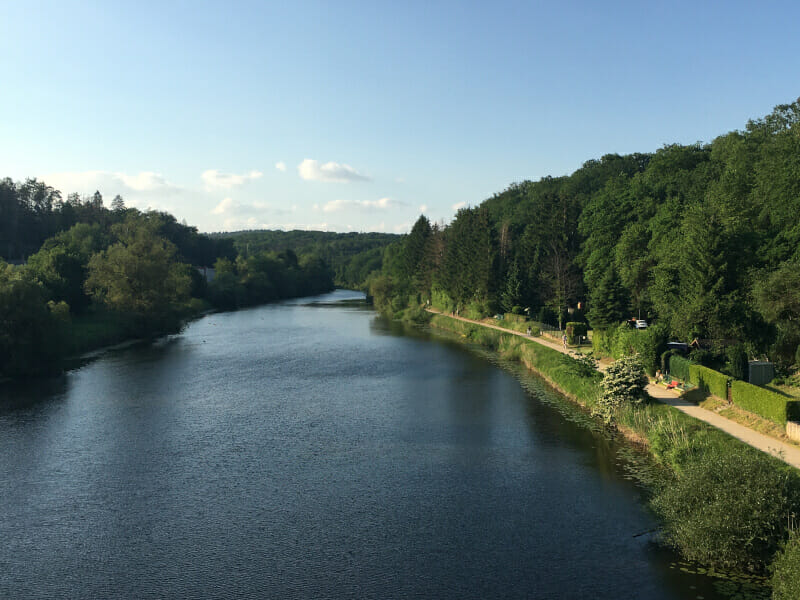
[[426, 308, 800, 470]]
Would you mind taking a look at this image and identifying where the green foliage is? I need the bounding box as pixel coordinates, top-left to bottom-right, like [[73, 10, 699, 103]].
[[217, 229, 398, 289], [591, 328, 613, 356], [85, 218, 192, 333], [688, 348, 713, 366], [565, 321, 587, 344], [592, 354, 649, 424], [607, 321, 668, 375], [669, 354, 692, 381], [725, 344, 749, 380], [587, 266, 628, 330], [430, 314, 602, 405], [660, 349, 674, 373], [771, 531, 800, 600], [650, 447, 800, 571], [503, 312, 527, 324], [730, 380, 800, 425], [0, 263, 68, 377], [688, 364, 730, 399]]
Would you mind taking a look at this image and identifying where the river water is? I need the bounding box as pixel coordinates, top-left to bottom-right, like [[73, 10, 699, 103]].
[[0, 290, 728, 599]]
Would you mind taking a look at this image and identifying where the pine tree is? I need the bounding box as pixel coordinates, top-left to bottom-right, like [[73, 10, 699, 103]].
[[588, 266, 628, 329]]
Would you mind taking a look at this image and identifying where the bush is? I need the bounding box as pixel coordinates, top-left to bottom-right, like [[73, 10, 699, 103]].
[[565, 321, 588, 344], [725, 345, 749, 380], [537, 306, 557, 326], [669, 355, 692, 381], [504, 312, 527, 324], [772, 531, 800, 600], [609, 321, 668, 375], [591, 328, 613, 357], [688, 364, 730, 399], [592, 354, 649, 425], [650, 447, 800, 571], [660, 350, 673, 374], [688, 348, 713, 366], [730, 380, 800, 425]]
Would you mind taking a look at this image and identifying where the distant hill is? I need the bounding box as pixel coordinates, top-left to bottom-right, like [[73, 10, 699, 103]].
[[212, 229, 401, 289]]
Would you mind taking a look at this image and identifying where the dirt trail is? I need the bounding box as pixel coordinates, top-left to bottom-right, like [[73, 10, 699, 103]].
[[426, 308, 800, 470]]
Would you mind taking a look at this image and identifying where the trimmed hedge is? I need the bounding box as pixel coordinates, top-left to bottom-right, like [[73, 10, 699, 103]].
[[689, 364, 730, 399], [731, 380, 800, 425], [669, 355, 691, 381], [565, 321, 588, 344]]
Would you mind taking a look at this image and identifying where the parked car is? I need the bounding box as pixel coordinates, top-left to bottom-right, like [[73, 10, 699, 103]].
[[635, 319, 648, 329]]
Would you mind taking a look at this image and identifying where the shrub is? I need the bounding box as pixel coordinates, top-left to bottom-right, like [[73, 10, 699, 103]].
[[669, 355, 692, 382], [772, 531, 800, 600], [565, 321, 588, 344], [725, 345, 749, 380], [592, 328, 612, 357], [730, 380, 800, 425], [688, 364, 730, 399], [592, 354, 649, 424], [660, 350, 673, 374], [503, 312, 527, 324], [650, 447, 800, 571], [688, 348, 713, 366], [609, 322, 668, 375]]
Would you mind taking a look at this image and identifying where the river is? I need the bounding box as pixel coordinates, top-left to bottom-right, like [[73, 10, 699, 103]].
[[0, 290, 728, 599]]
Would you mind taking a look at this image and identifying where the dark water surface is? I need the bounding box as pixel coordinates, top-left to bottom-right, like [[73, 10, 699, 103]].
[[1, 290, 725, 599]]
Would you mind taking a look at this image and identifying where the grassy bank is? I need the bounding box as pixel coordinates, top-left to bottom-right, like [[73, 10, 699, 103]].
[[429, 314, 800, 596]]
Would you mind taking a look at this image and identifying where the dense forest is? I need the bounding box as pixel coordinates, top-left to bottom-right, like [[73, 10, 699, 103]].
[[371, 98, 800, 374], [0, 184, 337, 378], [214, 229, 399, 289]]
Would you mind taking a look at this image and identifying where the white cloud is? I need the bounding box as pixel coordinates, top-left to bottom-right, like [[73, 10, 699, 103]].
[[275, 161, 287, 172], [298, 159, 370, 183], [393, 223, 411, 233], [322, 197, 395, 212], [43, 170, 181, 196], [452, 201, 467, 211], [212, 197, 234, 214], [419, 204, 428, 213], [201, 169, 263, 190]]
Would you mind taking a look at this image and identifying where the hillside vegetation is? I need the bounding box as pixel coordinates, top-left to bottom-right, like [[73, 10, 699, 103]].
[[371, 98, 800, 377]]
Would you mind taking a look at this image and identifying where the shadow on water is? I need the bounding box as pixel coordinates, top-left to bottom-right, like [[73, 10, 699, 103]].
[[0, 375, 70, 412], [401, 319, 768, 600]]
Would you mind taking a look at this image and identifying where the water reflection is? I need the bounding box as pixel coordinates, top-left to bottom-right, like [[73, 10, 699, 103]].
[[0, 291, 733, 599]]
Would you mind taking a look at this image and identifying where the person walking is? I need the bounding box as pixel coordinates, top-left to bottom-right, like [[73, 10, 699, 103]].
[[562, 333, 568, 349]]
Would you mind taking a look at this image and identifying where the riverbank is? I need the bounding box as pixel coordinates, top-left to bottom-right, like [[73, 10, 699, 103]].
[[422, 310, 800, 592], [426, 308, 800, 470]]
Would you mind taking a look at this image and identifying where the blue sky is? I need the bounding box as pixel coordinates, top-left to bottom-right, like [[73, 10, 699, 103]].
[[1, 1, 799, 233]]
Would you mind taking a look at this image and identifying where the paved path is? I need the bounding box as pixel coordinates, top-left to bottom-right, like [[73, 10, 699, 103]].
[[427, 308, 800, 470]]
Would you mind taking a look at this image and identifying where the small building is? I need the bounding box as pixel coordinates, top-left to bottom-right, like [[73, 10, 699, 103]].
[[748, 361, 774, 386], [667, 342, 689, 354]]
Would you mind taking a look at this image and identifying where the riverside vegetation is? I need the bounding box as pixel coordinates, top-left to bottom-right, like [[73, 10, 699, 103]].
[[0, 184, 357, 379], [427, 315, 800, 597], [368, 99, 800, 597]]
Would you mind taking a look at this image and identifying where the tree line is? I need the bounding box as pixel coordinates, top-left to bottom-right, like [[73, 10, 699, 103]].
[[0, 186, 335, 379], [214, 229, 400, 289], [371, 98, 800, 372]]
